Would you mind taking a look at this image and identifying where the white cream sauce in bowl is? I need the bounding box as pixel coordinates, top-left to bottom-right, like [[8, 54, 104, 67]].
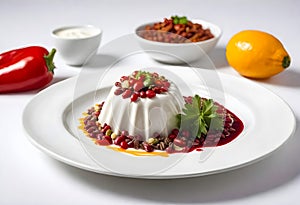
[[53, 26, 101, 39], [52, 25, 102, 66]]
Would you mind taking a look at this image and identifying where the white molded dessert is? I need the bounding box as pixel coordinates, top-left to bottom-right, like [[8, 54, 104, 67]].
[[98, 72, 184, 141]]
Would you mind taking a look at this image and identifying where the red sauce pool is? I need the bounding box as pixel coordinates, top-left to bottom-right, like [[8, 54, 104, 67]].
[[166, 108, 244, 154]]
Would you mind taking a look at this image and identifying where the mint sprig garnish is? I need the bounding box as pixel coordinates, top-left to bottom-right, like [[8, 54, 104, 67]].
[[171, 15, 188, 24], [176, 95, 224, 137]]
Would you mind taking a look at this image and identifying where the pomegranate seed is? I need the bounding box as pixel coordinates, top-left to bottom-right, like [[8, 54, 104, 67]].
[[153, 87, 161, 94], [130, 93, 139, 102], [193, 138, 201, 146], [143, 143, 154, 152], [89, 133, 97, 138], [122, 89, 132, 98], [120, 76, 128, 82], [155, 79, 163, 87], [114, 88, 124, 95], [103, 125, 111, 133], [163, 81, 170, 88], [152, 72, 159, 78], [104, 135, 113, 144], [172, 128, 179, 135], [146, 90, 156, 98], [184, 96, 193, 104], [173, 138, 187, 147], [121, 130, 129, 136], [132, 70, 139, 77], [138, 75, 145, 81], [115, 82, 121, 87], [129, 78, 137, 86], [134, 81, 144, 92], [160, 86, 168, 92], [127, 140, 134, 148], [96, 139, 111, 146], [168, 134, 177, 140], [140, 91, 147, 98], [120, 141, 128, 149], [114, 135, 125, 145], [96, 133, 104, 140]]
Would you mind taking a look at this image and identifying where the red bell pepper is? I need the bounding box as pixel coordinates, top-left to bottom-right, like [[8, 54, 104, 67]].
[[0, 46, 56, 93]]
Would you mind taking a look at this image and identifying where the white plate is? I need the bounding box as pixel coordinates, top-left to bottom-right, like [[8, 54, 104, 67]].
[[22, 66, 296, 179]]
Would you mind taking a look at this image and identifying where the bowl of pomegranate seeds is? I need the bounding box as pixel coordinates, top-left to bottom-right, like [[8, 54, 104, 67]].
[[135, 16, 222, 64]]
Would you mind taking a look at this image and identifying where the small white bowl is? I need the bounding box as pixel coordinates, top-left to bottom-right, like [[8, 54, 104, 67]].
[[52, 25, 102, 66], [135, 19, 221, 64]]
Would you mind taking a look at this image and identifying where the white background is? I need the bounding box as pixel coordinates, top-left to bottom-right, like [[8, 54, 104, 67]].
[[1, 0, 300, 204]]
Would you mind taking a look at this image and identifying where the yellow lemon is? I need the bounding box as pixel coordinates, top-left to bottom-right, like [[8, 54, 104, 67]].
[[226, 30, 291, 78]]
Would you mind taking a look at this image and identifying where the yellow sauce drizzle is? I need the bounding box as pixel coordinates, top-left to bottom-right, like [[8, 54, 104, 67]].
[[106, 146, 169, 157], [78, 115, 88, 136], [78, 114, 169, 157]]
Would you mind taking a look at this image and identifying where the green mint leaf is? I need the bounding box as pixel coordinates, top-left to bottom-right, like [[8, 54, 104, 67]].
[[171, 15, 188, 24], [176, 95, 224, 138], [179, 16, 188, 24], [173, 18, 179, 24], [143, 78, 152, 87]]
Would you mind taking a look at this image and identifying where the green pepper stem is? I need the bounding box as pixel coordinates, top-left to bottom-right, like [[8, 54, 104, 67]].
[[44, 48, 56, 73], [282, 55, 291, 69]]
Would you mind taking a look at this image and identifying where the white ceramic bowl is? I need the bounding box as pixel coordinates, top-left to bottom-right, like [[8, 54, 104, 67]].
[[52, 25, 102, 66], [135, 19, 222, 64]]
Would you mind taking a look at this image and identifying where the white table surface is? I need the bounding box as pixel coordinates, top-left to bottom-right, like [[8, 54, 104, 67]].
[[1, 0, 300, 204]]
